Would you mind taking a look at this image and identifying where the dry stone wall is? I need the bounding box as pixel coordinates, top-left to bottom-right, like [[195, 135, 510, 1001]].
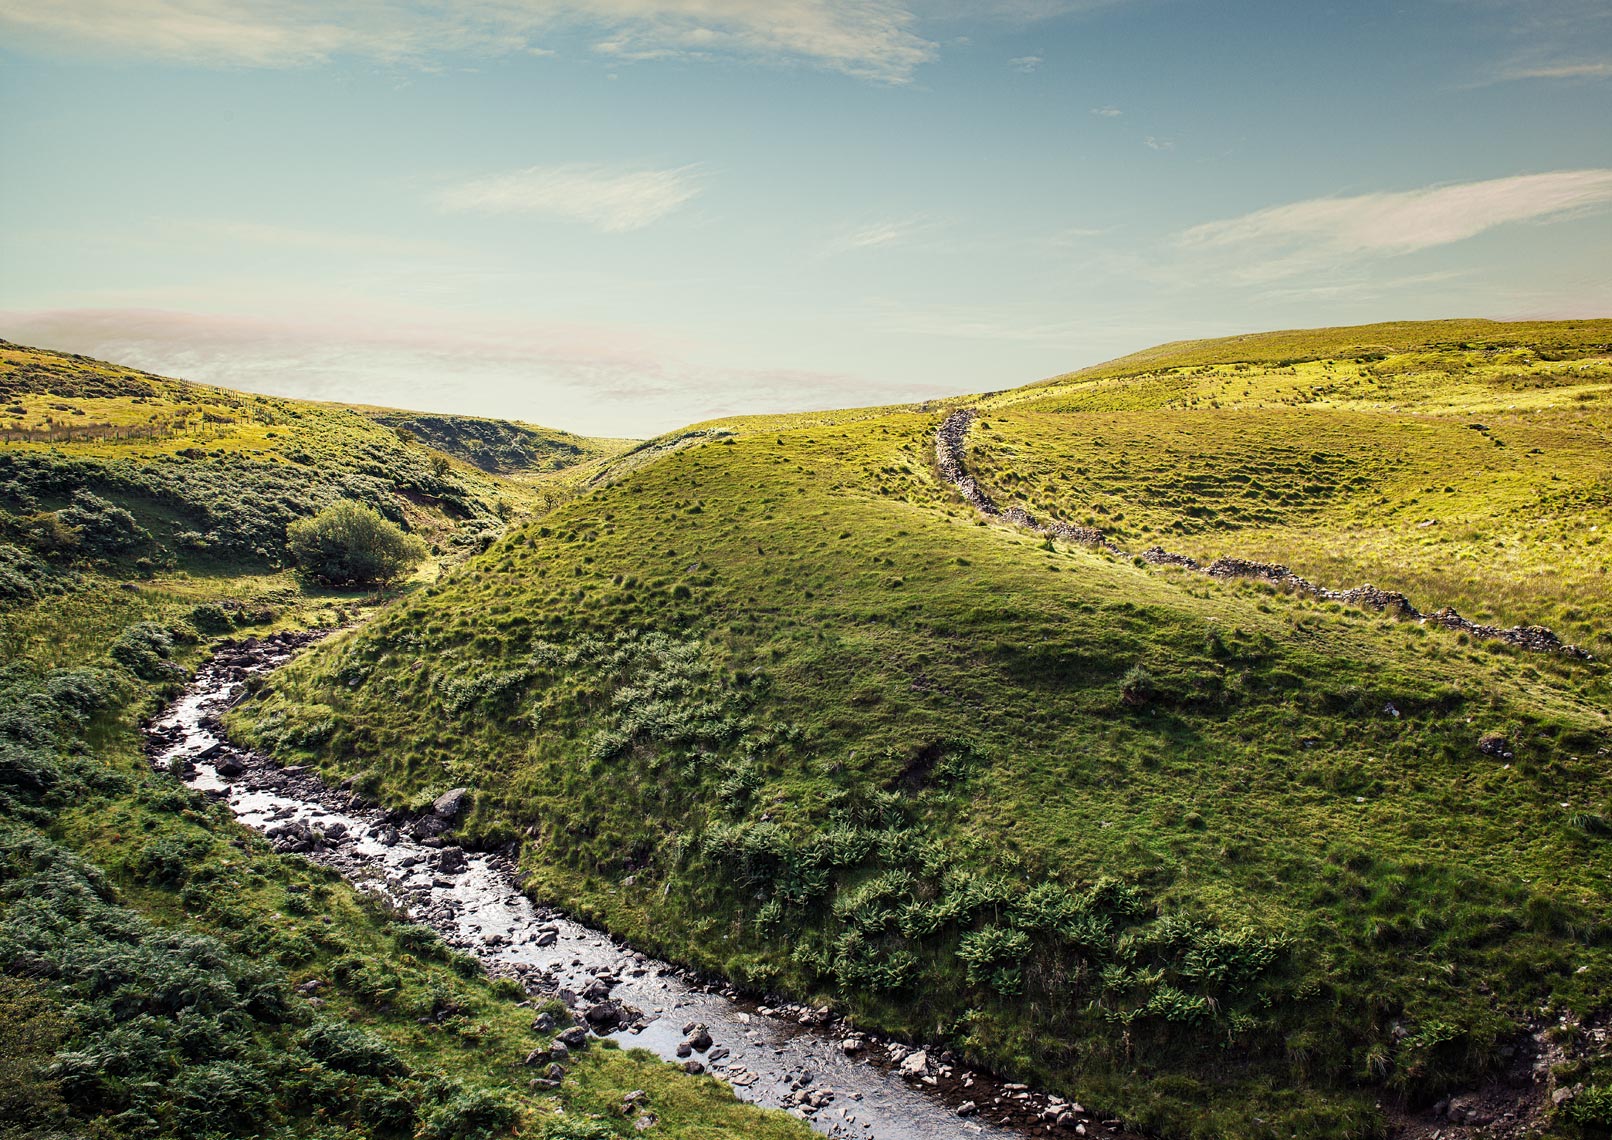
[[935, 409, 1590, 659]]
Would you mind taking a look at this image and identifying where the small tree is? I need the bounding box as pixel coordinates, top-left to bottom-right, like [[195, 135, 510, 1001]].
[[287, 501, 426, 587]]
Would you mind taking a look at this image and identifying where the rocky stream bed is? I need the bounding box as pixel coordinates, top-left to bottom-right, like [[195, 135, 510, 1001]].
[[144, 632, 1141, 1140]]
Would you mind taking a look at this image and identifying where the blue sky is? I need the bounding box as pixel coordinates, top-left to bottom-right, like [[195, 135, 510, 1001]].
[[2, 0, 1609, 437]]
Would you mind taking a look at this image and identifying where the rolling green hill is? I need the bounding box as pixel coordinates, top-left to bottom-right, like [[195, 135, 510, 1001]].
[[234, 319, 1612, 1138], [0, 341, 807, 1140]]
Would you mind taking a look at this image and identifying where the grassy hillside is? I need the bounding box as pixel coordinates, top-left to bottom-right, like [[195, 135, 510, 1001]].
[[0, 340, 805, 1140], [363, 410, 633, 477], [235, 321, 1612, 1137]]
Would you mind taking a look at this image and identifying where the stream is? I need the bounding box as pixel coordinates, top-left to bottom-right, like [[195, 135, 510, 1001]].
[[146, 633, 1125, 1140]]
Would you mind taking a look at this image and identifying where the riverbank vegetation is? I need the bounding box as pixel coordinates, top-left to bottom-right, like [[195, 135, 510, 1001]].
[[237, 319, 1612, 1138], [0, 341, 807, 1140]]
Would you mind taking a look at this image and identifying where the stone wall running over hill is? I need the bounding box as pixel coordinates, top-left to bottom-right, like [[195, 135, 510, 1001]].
[[934, 409, 1590, 659]]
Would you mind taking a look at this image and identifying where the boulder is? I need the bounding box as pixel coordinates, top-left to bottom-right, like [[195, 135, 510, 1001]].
[[437, 847, 468, 874], [957, 1101, 977, 1117], [556, 1026, 588, 1049], [585, 1002, 625, 1031], [681, 1060, 705, 1075], [433, 787, 471, 819]]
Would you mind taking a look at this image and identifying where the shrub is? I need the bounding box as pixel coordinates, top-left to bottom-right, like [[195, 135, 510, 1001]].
[[56, 490, 149, 557], [287, 501, 426, 587], [1563, 1085, 1612, 1133], [300, 1022, 406, 1077], [109, 622, 183, 681], [421, 1088, 519, 1140]]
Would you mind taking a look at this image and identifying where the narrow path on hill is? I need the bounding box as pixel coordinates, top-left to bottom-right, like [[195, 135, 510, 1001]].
[[934, 409, 1589, 659]]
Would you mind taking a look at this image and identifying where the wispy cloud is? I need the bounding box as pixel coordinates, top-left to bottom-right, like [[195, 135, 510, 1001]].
[[825, 215, 943, 254], [434, 163, 702, 232], [1498, 59, 1612, 81], [1089, 105, 1122, 117], [0, 0, 938, 82], [1142, 135, 1173, 150], [1181, 170, 1612, 276], [1009, 54, 1041, 72]]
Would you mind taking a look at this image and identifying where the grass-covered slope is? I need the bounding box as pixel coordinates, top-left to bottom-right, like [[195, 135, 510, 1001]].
[[0, 340, 805, 1140], [364, 410, 631, 477], [0, 339, 543, 580], [238, 320, 1612, 1138], [976, 318, 1612, 657], [0, 593, 811, 1140]]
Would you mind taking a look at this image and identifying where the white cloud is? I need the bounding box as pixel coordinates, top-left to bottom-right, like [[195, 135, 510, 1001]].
[[825, 215, 942, 254], [1089, 105, 1122, 117], [0, 0, 937, 81], [1181, 170, 1612, 266], [1500, 59, 1612, 80], [1009, 54, 1041, 72], [434, 163, 702, 232], [1142, 135, 1173, 150]]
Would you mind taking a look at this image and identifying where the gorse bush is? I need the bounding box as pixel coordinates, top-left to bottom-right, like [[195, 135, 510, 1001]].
[[108, 621, 184, 682], [287, 501, 427, 587], [56, 489, 149, 557]]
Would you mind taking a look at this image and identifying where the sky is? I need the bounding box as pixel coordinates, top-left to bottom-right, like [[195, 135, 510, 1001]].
[[1, 0, 1610, 438]]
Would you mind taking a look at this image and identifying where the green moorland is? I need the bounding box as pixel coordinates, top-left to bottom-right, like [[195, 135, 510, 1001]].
[[235, 319, 1612, 1138], [0, 341, 809, 1140]]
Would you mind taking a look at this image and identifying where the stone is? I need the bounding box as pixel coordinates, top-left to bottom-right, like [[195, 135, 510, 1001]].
[[437, 847, 468, 874], [682, 1060, 705, 1075], [556, 1027, 588, 1049], [215, 755, 245, 777], [684, 1025, 712, 1051], [531, 1012, 554, 1033], [957, 1102, 978, 1117], [841, 1037, 863, 1054], [585, 1001, 625, 1030], [535, 930, 557, 947], [581, 978, 612, 1002], [898, 1050, 929, 1078], [433, 787, 471, 818]]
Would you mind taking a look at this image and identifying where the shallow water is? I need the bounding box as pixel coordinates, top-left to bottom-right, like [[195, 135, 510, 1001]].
[[147, 636, 1116, 1140]]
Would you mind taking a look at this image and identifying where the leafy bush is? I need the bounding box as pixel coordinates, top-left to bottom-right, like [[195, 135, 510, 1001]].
[[420, 1087, 519, 1140], [56, 490, 149, 557], [0, 541, 53, 602], [300, 1022, 406, 1077], [1563, 1085, 1612, 1133], [109, 622, 183, 681], [287, 501, 427, 587]]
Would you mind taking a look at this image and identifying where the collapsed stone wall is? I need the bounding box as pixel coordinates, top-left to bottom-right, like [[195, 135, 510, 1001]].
[[936, 409, 1121, 553], [935, 409, 1590, 659]]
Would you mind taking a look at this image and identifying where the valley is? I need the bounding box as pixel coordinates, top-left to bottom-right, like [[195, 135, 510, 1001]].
[[3, 319, 1611, 1140]]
